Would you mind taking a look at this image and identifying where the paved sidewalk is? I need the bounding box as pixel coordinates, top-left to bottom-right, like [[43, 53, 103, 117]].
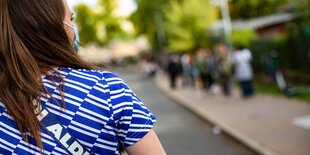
[[154, 71, 310, 155]]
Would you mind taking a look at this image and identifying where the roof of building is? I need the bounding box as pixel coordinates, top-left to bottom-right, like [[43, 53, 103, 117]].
[[210, 13, 294, 31], [233, 13, 294, 29]]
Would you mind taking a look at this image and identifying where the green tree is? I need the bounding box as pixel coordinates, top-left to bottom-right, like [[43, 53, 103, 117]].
[[74, 0, 126, 46], [74, 4, 99, 45], [285, 0, 310, 73], [295, 0, 310, 32], [229, 29, 257, 47], [97, 0, 125, 43], [131, 0, 218, 53], [165, 0, 218, 52], [229, 0, 290, 19], [131, 0, 172, 52]]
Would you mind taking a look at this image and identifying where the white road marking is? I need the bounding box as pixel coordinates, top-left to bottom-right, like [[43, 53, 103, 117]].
[[293, 115, 310, 130]]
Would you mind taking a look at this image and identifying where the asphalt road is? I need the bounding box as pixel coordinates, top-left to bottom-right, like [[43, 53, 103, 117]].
[[112, 66, 257, 155]]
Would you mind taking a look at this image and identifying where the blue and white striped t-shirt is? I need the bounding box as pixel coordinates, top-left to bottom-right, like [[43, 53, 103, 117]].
[[0, 67, 156, 155]]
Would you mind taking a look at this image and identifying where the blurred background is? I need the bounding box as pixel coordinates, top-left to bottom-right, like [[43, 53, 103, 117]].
[[68, 0, 310, 155]]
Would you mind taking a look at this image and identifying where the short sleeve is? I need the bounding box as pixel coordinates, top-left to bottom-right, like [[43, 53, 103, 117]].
[[103, 72, 157, 148]]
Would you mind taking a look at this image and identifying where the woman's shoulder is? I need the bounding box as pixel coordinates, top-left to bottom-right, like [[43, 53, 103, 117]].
[[59, 67, 122, 82], [57, 67, 128, 93]]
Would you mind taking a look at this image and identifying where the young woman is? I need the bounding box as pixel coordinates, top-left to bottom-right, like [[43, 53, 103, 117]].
[[0, 0, 166, 154]]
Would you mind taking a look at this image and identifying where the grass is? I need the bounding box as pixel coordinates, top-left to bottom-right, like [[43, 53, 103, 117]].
[[255, 84, 283, 96], [295, 93, 310, 103], [255, 83, 310, 103]]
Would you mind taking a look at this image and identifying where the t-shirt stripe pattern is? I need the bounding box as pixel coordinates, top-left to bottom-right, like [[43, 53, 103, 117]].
[[0, 68, 156, 155]]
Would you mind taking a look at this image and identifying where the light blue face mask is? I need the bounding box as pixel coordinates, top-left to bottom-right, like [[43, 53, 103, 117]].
[[63, 21, 80, 52]]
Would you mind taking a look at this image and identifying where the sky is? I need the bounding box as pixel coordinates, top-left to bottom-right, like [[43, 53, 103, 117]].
[[67, 0, 137, 17]]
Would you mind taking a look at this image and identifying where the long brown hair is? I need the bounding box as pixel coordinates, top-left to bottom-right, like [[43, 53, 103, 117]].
[[0, 0, 95, 150]]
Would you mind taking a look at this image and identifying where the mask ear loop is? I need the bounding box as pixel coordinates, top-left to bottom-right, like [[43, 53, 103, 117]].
[[63, 22, 76, 41], [63, 21, 74, 29], [63, 21, 80, 52]]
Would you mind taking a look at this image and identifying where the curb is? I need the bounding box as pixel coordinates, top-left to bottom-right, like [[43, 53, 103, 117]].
[[154, 75, 280, 155]]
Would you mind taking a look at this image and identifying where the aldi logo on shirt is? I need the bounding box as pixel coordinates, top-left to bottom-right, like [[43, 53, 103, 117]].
[[37, 107, 90, 155]]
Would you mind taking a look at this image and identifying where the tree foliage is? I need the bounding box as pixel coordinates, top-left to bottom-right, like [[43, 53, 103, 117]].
[[229, 29, 257, 47], [229, 0, 290, 19], [97, 0, 124, 43], [131, 0, 171, 51], [74, 0, 126, 46], [131, 0, 218, 53], [165, 0, 218, 52], [295, 0, 310, 30], [284, 0, 310, 73], [74, 4, 99, 45]]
